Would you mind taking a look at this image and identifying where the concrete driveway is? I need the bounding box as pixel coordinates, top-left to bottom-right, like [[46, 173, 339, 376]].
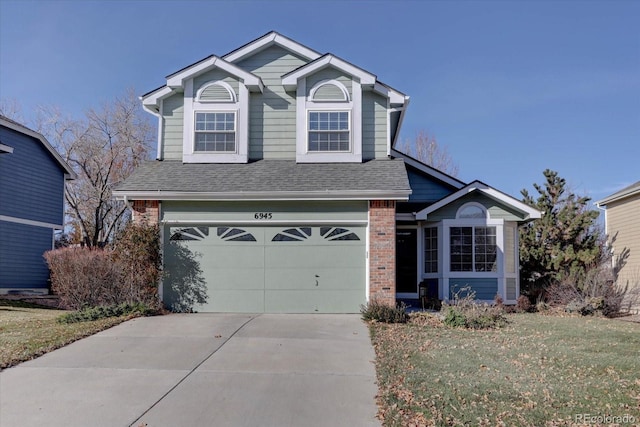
[[0, 314, 379, 427]]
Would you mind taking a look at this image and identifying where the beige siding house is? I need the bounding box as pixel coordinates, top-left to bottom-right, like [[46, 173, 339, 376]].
[[597, 181, 640, 311]]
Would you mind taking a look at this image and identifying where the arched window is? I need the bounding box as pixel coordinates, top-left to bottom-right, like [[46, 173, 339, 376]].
[[309, 80, 350, 102], [193, 81, 237, 153], [196, 81, 236, 103], [456, 203, 487, 219]]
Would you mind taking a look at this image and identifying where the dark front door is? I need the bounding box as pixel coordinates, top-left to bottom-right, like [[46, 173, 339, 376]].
[[396, 229, 417, 293]]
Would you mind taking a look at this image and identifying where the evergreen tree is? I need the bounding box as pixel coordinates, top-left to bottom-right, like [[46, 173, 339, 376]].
[[519, 169, 602, 296]]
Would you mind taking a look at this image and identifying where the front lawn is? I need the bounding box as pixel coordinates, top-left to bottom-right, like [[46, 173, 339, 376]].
[[371, 314, 640, 426], [0, 299, 127, 369]]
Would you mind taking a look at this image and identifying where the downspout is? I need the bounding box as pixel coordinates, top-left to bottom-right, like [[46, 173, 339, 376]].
[[390, 96, 411, 154], [142, 101, 164, 161]]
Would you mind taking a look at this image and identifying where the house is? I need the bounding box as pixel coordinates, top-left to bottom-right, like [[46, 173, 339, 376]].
[[596, 181, 640, 309], [114, 32, 541, 313], [0, 116, 76, 294]]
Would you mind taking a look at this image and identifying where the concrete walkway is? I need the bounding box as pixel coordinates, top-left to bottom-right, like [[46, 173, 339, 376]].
[[0, 314, 380, 427]]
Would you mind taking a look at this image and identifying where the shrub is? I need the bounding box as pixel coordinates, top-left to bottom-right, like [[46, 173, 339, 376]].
[[57, 302, 155, 324], [45, 247, 120, 309], [442, 287, 508, 329], [516, 295, 533, 313], [361, 300, 408, 323], [45, 223, 162, 310]]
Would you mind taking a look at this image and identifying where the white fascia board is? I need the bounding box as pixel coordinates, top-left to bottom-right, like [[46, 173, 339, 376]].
[[415, 182, 541, 221], [0, 117, 76, 179], [141, 86, 175, 112], [373, 82, 406, 105], [113, 189, 411, 202], [391, 149, 465, 190], [223, 32, 321, 63], [596, 183, 640, 206], [166, 56, 263, 92], [0, 143, 14, 153], [282, 55, 376, 90]]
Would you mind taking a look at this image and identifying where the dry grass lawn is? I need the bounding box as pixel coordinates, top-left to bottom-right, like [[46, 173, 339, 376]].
[[0, 299, 126, 369], [371, 313, 640, 426]]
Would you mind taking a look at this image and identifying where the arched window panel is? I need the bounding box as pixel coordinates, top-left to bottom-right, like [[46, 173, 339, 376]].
[[196, 81, 236, 103], [309, 80, 350, 102], [456, 203, 487, 219]]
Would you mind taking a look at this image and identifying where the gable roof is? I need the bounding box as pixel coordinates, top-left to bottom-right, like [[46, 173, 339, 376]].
[[596, 180, 640, 206], [142, 31, 408, 113], [113, 159, 411, 201], [415, 180, 541, 221], [282, 53, 377, 89], [223, 31, 321, 63], [0, 115, 76, 179]]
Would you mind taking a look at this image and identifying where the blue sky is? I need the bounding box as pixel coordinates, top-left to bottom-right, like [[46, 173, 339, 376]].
[[1, 0, 638, 203]]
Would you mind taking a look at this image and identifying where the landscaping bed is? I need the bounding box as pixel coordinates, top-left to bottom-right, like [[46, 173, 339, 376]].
[[370, 313, 640, 426]]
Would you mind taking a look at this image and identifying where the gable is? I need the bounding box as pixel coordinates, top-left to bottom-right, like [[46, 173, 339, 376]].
[[424, 192, 530, 222], [406, 166, 457, 203]]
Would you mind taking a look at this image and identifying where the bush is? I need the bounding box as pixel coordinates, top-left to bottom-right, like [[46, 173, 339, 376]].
[[516, 295, 534, 313], [57, 302, 155, 324], [45, 223, 162, 310], [361, 300, 408, 323], [442, 287, 508, 329]]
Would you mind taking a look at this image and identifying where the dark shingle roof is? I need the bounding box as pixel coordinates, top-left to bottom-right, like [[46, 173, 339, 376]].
[[114, 159, 411, 199]]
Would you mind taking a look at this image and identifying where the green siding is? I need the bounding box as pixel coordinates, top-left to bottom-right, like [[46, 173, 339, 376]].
[[362, 91, 388, 160], [162, 93, 184, 160], [162, 200, 368, 223], [427, 193, 527, 221], [238, 45, 307, 160], [449, 278, 498, 300]]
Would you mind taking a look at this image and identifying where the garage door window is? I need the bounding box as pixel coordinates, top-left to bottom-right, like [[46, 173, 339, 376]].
[[170, 227, 209, 241], [272, 227, 312, 241], [320, 227, 360, 241], [217, 227, 256, 242]]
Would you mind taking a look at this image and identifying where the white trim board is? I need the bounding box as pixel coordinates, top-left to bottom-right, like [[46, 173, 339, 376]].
[[0, 215, 63, 230]]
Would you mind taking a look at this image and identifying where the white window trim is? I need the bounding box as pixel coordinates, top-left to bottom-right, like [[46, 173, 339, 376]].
[[183, 79, 249, 163], [307, 110, 351, 153], [193, 110, 237, 154], [441, 218, 505, 302], [296, 78, 362, 163]]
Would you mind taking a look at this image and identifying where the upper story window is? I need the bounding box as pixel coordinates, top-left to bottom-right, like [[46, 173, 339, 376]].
[[296, 78, 361, 163], [308, 111, 350, 152], [183, 79, 248, 163], [194, 112, 236, 152]]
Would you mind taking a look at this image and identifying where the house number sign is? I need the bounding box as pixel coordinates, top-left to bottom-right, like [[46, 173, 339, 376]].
[[254, 212, 273, 220]]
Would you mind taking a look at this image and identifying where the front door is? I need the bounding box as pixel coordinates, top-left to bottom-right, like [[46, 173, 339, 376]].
[[396, 229, 417, 294]]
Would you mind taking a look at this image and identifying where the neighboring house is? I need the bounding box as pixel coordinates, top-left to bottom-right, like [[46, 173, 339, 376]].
[[596, 181, 640, 308], [114, 32, 541, 313], [0, 116, 76, 294]]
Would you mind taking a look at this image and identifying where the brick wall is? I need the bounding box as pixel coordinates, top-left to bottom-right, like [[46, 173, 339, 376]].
[[369, 200, 396, 306], [132, 200, 159, 226]]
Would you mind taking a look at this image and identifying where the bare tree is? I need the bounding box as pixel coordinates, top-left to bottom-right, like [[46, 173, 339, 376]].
[[37, 89, 154, 247], [0, 98, 25, 122], [397, 130, 459, 177]]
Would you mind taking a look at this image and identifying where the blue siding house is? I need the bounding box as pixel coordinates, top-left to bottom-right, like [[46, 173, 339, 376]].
[[0, 116, 75, 294]]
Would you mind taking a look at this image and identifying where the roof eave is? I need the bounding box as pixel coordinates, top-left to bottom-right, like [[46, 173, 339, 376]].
[[113, 189, 411, 202]]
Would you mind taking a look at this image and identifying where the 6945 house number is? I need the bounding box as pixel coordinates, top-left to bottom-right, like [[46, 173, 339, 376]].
[[254, 212, 273, 220]]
